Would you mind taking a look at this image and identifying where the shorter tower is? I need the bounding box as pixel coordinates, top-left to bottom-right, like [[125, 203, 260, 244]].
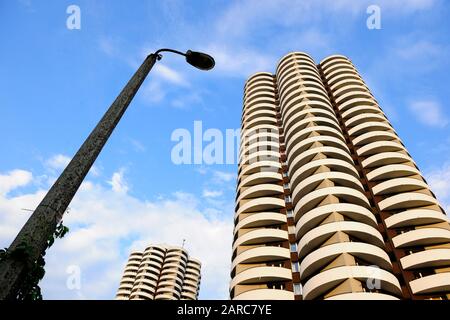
[[116, 244, 201, 300]]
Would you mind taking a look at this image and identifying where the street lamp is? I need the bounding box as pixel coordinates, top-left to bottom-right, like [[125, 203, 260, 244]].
[[0, 48, 215, 300]]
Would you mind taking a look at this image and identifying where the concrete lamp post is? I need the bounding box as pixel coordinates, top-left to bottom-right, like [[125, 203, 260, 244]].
[[0, 49, 215, 300]]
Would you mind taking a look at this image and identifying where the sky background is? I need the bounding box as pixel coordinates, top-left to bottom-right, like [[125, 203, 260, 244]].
[[0, 0, 450, 300]]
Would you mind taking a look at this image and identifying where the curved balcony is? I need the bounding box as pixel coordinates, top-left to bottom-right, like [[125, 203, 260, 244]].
[[366, 164, 419, 181], [286, 126, 344, 156], [238, 160, 280, 182], [181, 291, 197, 300], [243, 116, 277, 131], [289, 159, 359, 192], [287, 136, 350, 164], [279, 79, 328, 99], [236, 184, 284, 204], [245, 72, 273, 87], [278, 67, 322, 89], [238, 171, 282, 189], [291, 171, 364, 205], [295, 203, 377, 237], [235, 197, 285, 218], [240, 131, 279, 151], [348, 121, 392, 137], [234, 212, 287, 234], [130, 290, 154, 300], [352, 131, 398, 146], [245, 82, 275, 97], [342, 109, 385, 125], [244, 97, 276, 111], [234, 288, 294, 300], [298, 221, 384, 258], [243, 102, 276, 119], [409, 272, 450, 295], [294, 186, 371, 217], [361, 152, 412, 169], [302, 265, 401, 300], [325, 292, 399, 300], [385, 209, 449, 229], [281, 92, 333, 116], [323, 62, 356, 77], [240, 150, 280, 167], [282, 105, 337, 130], [243, 108, 277, 124], [154, 293, 178, 300], [345, 112, 387, 128], [378, 192, 438, 211], [239, 141, 279, 161], [283, 108, 342, 139], [244, 83, 275, 98], [335, 91, 375, 107], [231, 266, 292, 290], [287, 146, 353, 175], [300, 242, 392, 280], [284, 116, 341, 145], [326, 68, 361, 84], [233, 229, 289, 251], [232, 246, 291, 269], [244, 90, 275, 105], [401, 248, 450, 270], [332, 83, 369, 99], [372, 177, 428, 195], [357, 140, 405, 157], [329, 77, 366, 93], [277, 53, 317, 76], [241, 124, 278, 140], [392, 228, 450, 248], [320, 55, 350, 69]]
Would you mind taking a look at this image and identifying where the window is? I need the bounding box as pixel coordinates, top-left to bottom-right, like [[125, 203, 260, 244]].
[[282, 172, 289, 177], [285, 195, 292, 203], [290, 243, 297, 252], [293, 283, 302, 295], [283, 183, 290, 189], [291, 262, 299, 272], [287, 210, 294, 218]]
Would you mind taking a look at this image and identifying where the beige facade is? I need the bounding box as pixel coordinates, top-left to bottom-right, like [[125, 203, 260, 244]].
[[116, 244, 201, 300], [231, 52, 450, 300]]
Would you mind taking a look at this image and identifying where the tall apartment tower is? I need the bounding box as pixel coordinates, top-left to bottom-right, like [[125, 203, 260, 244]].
[[232, 52, 450, 300], [116, 244, 201, 300]]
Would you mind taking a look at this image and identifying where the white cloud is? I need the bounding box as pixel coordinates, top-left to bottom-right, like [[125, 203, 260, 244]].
[[46, 154, 71, 170], [409, 100, 448, 128], [140, 81, 166, 104], [213, 170, 236, 183], [202, 189, 223, 198], [0, 168, 234, 300], [0, 169, 33, 196], [130, 139, 146, 152], [426, 162, 450, 213], [45, 154, 100, 177], [107, 168, 129, 194], [153, 64, 189, 87]]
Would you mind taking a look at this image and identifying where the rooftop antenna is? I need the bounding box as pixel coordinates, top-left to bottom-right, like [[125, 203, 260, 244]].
[[182, 239, 186, 248]]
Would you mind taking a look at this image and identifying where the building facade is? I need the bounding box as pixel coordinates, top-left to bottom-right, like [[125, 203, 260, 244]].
[[231, 52, 450, 300], [116, 244, 201, 300]]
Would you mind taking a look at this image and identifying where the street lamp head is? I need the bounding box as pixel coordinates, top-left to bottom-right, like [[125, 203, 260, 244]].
[[185, 50, 215, 71]]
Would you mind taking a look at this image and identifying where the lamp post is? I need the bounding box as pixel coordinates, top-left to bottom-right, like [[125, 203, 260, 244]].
[[0, 49, 215, 300]]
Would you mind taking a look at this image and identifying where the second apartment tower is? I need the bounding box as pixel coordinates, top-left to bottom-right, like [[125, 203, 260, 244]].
[[232, 52, 450, 300]]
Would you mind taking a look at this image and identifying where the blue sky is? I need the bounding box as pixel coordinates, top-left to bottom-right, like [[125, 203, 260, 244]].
[[0, 0, 449, 300]]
